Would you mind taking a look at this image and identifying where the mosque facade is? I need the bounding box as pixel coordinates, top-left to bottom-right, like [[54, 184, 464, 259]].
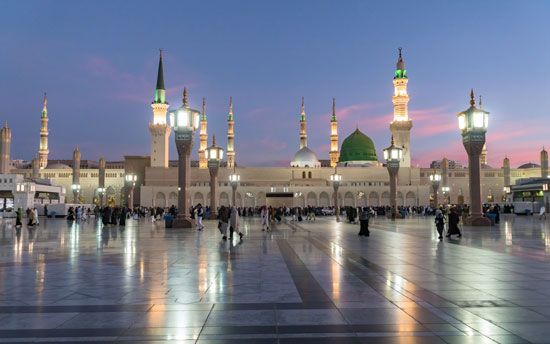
[[0, 50, 548, 210]]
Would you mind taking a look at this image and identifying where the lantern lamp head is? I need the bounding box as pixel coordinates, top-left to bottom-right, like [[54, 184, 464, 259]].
[[457, 89, 489, 133], [383, 136, 403, 162]]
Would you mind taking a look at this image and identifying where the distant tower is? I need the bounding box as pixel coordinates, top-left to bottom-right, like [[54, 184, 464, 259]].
[[441, 157, 449, 187], [227, 97, 235, 169], [149, 50, 171, 168], [479, 96, 488, 166], [198, 98, 208, 169], [39, 93, 49, 169], [503, 156, 511, 187], [299, 97, 307, 149], [329, 98, 339, 167], [72, 147, 81, 203], [390, 48, 413, 168], [0, 122, 11, 174], [541, 147, 548, 178]]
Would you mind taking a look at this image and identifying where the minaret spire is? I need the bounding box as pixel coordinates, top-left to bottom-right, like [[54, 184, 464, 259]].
[[198, 97, 208, 168], [470, 89, 475, 107], [183, 87, 189, 107], [38, 93, 49, 169], [149, 50, 171, 168], [390, 47, 413, 168], [299, 97, 307, 149], [329, 98, 339, 167], [227, 97, 235, 169]]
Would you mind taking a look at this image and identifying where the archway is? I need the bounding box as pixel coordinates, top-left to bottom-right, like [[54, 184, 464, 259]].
[[381, 191, 390, 206], [344, 191, 354, 207], [257, 192, 266, 206], [397, 191, 404, 206], [155, 192, 166, 208], [220, 192, 230, 206], [368, 191, 379, 206], [168, 192, 177, 207], [236, 192, 243, 207], [405, 191, 416, 206], [193, 192, 204, 206], [306, 192, 317, 206], [319, 192, 330, 207], [356, 191, 366, 207]]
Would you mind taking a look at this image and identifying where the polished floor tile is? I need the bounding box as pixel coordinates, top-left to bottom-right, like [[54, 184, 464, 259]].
[[2, 215, 550, 342]]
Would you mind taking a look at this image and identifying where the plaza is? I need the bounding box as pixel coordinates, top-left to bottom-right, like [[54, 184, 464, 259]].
[[2, 216, 550, 343]]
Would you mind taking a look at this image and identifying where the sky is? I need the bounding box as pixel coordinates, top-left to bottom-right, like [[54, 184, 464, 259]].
[[1, 0, 549, 168]]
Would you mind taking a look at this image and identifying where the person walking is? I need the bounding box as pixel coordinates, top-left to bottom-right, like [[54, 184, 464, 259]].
[[15, 208, 23, 228], [218, 205, 230, 240], [540, 205, 547, 220], [435, 208, 445, 240], [230, 206, 243, 240], [33, 208, 40, 226], [446, 207, 462, 238], [195, 203, 204, 230], [260, 206, 270, 231], [358, 207, 370, 237]]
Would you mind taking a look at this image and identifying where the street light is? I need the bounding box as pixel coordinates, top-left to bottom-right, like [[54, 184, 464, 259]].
[[429, 171, 441, 208], [97, 187, 106, 207], [169, 88, 201, 228], [330, 168, 342, 222], [383, 136, 402, 220], [206, 136, 224, 217], [229, 167, 241, 207], [71, 183, 81, 204], [457, 89, 491, 226], [125, 173, 137, 208]]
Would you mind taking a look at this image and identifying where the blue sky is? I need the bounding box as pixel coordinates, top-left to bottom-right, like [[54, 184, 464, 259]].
[[1, 0, 549, 167]]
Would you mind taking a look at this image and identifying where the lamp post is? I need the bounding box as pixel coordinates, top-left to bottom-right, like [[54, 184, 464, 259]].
[[206, 136, 224, 217], [457, 89, 491, 226], [383, 136, 402, 220], [97, 187, 106, 207], [429, 172, 441, 208], [71, 184, 81, 203], [125, 173, 137, 208], [169, 88, 201, 228], [330, 168, 342, 222], [441, 186, 450, 205], [229, 168, 240, 207]]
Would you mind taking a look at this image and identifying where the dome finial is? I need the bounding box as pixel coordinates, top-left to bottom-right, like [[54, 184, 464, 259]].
[[391, 135, 395, 146], [182, 87, 189, 107], [201, 97, 207, 120], [212, 135, 216, 146], [300, 96, 305, 115], [398, 47, 402, 59], [469, 89, 475, 107]]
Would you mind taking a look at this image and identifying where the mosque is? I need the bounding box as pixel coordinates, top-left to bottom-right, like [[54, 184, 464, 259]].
[[0, 50, 548, 211]]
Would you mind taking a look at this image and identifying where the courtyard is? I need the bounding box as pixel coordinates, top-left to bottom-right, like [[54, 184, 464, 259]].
[[1, 215, 550, 343]]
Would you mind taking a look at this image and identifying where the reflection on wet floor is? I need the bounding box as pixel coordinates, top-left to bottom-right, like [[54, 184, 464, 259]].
[[0, 216, 549, 343]]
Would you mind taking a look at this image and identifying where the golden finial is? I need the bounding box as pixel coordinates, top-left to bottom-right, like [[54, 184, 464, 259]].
[[182, 87, 189, 107]]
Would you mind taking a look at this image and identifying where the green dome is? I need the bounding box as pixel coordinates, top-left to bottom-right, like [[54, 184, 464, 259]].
[[339, 128, 378, 162]]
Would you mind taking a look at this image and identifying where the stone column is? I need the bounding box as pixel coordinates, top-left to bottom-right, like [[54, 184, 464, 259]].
[[72, 148, 81, 203], [463, 137, 490, 226], [387, 162, 398, 220], [99, 157, 105, 206], [209, 165, 219, 217], [0, 123, 11, 174], [173, 140, 194, 228]]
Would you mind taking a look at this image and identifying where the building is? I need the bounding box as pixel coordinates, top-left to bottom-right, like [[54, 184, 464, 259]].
[[1, 49, 548, 210]]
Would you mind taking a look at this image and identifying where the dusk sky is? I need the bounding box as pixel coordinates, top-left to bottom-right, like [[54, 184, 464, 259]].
[[1, 0, 549, 167]]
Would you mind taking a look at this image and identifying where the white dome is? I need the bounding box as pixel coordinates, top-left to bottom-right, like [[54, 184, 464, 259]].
[[290, 147, 321, 168]]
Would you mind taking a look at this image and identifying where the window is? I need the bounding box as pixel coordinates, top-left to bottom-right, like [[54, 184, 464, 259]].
[[302, 171, 306, 179], [308, 172, 312, 179]]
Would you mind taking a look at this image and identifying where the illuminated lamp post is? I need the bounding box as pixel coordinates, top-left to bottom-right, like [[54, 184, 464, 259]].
[[229, 168, 240, 207], [429, 171, 441, 208], [441, 186, 450, 205], [125, 173, 137, 208], [97, 187, 106, 207], [169, 88, 201, 228], [457, 89, 491, 226], [330, 167, 342, 222], [71, 184, 81, 203], [383, 136, 402, 220], [206, 136, 224, 218]]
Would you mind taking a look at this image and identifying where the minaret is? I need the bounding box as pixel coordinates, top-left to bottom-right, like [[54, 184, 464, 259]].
[[390, 48, 413, 168], [299, 97, 307, 149], [479, 96, 488, 166], [198, 97, 208, 169], [72, 147, 81, 203], [149, 50, 171, 168], [39, 93, 49, 169], [0, 122, 11, 174], [541, 147, 548, 178], [227, 97, 235, 169], [329, 98, 339, 167], [441, 157, 449, 188], [503, 156, 511, 187]]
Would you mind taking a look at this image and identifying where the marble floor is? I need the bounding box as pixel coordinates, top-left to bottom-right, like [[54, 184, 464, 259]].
[[1, 214, 550, 343]]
